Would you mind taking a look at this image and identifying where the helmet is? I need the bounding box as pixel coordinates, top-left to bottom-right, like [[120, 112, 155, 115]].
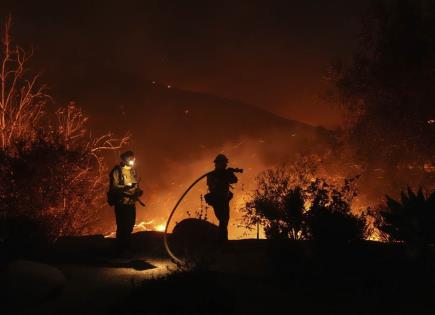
[[120, 150, 135, 161], [214, 154, 229, 164]]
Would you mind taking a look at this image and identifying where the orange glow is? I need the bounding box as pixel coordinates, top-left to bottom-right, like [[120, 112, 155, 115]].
[[155, 224, 166, 232]]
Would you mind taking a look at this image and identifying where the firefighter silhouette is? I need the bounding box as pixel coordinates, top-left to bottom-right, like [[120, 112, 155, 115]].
[[205, 154, 242, 241]]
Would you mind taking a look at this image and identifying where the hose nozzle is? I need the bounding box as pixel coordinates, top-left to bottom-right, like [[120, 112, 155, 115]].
[[228, 167, 243, 173]]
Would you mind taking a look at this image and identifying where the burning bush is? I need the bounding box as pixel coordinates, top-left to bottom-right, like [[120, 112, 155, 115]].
[[0, 106, 128, 248], [375, 188, 435, 244], [0, 17, 127, 249], [242, 163, 367, 242]]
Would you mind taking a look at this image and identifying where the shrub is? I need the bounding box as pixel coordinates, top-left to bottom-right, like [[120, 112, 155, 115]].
[[306, 178, 366, 242], [0, 18, 128, 249], [243, 165, 366, 242], [242, 157, 319, 240], [0, 105, 128, 247]]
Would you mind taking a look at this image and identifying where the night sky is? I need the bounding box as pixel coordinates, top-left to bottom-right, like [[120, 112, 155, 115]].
[[0, 0, 366, 127]]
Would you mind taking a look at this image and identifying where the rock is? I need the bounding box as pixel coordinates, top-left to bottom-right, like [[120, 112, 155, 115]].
[[172, 218, 219, 241], [2, 260, 66, 307], [169, 218, 220, 260]]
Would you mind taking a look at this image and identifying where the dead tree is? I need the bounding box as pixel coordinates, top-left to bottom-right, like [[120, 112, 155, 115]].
[[0, 16, 48, 150]]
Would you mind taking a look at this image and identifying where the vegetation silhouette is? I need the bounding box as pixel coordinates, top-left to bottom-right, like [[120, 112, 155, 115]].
[[326, 0, 435, 198], [306, 178, 367, 242], [243, 165, 366, 242], [376, 187, 435, 244]]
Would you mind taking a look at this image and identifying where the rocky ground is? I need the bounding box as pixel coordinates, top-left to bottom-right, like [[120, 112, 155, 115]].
[[1, 232, 174, 315], [3, 224, 435, 314]]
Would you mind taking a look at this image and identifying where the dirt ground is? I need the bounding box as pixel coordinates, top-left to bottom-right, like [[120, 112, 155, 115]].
[[4, 256, 174, 315]]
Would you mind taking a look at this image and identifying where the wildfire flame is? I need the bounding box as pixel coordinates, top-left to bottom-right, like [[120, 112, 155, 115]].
[[104, 220, 167, 238], [154, 224, 166, 232]]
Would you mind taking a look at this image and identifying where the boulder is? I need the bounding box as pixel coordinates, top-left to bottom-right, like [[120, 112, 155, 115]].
[[169, 218, 220, 260]]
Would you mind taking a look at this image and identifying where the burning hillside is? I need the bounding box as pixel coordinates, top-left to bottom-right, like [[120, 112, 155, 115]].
[[50, 75, 334, 237]]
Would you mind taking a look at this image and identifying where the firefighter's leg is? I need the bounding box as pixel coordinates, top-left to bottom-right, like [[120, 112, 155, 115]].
[[125, 205, 136, 249], [115, 204, 129, 250], [213, 200, 230, 241], [220, 201, 230, 241]]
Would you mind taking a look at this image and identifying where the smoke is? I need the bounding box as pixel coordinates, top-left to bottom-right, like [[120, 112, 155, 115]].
[[128, 125, 332, 239], [61, 81, 434, 239], [139, 138, 272, 239], [43, 77, 435, 239]]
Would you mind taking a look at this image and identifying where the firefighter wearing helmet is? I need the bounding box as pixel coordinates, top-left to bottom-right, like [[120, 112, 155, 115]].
[[107, 150, 144, 255], [205, 154, 243, 241]]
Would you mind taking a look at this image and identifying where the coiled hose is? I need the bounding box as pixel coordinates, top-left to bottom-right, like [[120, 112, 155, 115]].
[[163, 172, 212, 264]]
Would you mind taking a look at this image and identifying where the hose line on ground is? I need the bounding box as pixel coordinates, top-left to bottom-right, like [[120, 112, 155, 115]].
[[163, 172, 212, 265]]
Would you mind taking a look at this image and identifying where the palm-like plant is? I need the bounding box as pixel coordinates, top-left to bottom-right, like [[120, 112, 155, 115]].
[[377, 188, 435, 243]]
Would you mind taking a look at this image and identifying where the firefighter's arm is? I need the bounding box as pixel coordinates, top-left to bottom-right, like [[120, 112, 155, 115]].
[[135, 187, 144, 197], [227, 171, 238, 184], [110, 168, 132, 193], [131, 169, 142, 196]]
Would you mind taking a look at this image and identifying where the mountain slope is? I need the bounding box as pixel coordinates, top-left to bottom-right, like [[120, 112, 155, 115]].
[[51, 71, 335, 233]]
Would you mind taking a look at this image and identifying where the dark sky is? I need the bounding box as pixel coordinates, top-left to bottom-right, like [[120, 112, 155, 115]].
[[0, 0, 367, 127]]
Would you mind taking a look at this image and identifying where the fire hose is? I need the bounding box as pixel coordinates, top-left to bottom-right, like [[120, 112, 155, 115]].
[[163, 172, 212, 265]]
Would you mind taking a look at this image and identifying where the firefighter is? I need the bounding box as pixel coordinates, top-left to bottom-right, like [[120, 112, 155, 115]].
[[108, 151, 143, 255], [205, 154, 242, 241]]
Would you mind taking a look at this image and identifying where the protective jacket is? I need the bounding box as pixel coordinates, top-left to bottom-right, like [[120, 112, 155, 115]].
[[108, 165, 139, 206], [205, 169, 238, 205]]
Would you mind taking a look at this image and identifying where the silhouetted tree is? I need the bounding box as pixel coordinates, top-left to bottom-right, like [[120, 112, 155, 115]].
[[376, 187, 435, 243], [326, 0, 435, 197], [0, 104, 128, 244], [0, 16, 47, 150], [307, 178, 366, 242]]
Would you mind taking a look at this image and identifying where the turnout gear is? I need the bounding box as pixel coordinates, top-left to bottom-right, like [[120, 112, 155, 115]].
[[206, 165, 241, 241], [108, 153, 144, 253], [107, 165, 142, 206], [114, 204, 136, 251]]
